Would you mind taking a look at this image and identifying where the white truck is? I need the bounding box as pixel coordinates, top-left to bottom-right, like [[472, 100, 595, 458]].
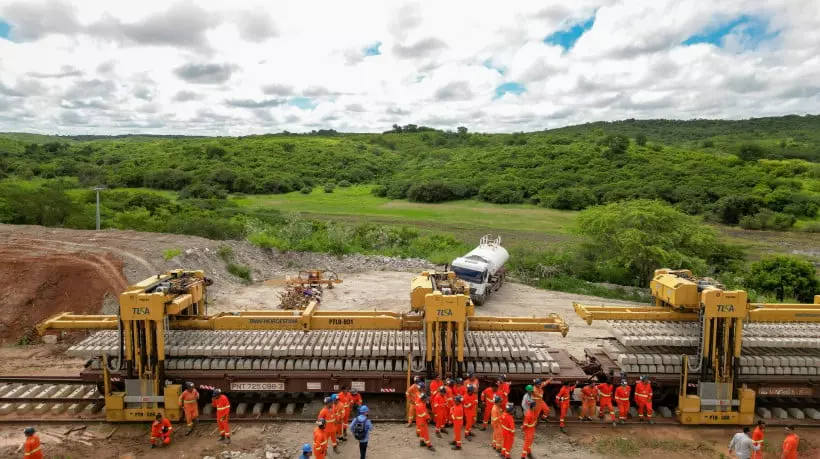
[[450, 235, 509, 306]]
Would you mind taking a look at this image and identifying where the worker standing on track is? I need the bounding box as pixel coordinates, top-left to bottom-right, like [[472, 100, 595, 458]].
[[490, 394, 504, 452], [332, 394, 346, 443], [614, 380, 631, 425], [634, 376, 654, 424], [781, 425, 799, 459], [415, 393, 435, 451], [500, 403, 516, 459], [555, 381, 576, 433], [463, 385, 478, 439], [433, 386, 449, 437], [481, 385, 496, 430], [339, 389, 352, 440], [597, 379, 616, 425], [497, 375, 510, 407], [450, 395, 465, 450], [579, 382, 597, 421], [178, 381, 200, 434], [212, 388, 231, 444], [521, 400, 537, 459], [531, 378, 551, 423], [406, 378, 422, 427], [751, 420, 765, 459], [445, 379, 456, 426], [318, 397, 339, 453], [22, 427, 43, 459], [150, 414, 173, 448], [313, 419, 328, 459]]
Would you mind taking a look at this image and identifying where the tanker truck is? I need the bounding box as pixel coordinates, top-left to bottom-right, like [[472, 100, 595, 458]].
[[450, 235, 509, 306]]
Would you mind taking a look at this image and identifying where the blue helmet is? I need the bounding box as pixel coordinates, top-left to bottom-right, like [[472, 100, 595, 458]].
[[534, 378, 542, 385], [324, 396, 333, 404], [302, 443, 312, 453], [331, 394, 338, 401], [359, 405, 369, 414]]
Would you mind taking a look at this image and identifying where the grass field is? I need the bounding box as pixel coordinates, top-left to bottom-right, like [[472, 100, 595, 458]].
[[232, 186, 578, 247]]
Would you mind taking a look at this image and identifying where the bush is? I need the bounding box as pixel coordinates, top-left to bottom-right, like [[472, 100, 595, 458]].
[[217, 245, 234, 262], [407, 181, 470, 203], [737, 143, 767, 161], [541, 187, 597, 210], [338, 180, 352, 187], [478, 182, 525, 204], [746, 255, 819, 302], [179, 183, 227, 200], [300, 186, 312, 194], [800, 221, 820, 233], [163, 248, 182, 261], [635, 133, 647, 146], [227, 263, 252, 282], [710, 195, 763, 225], [323, 183, 335, 193]]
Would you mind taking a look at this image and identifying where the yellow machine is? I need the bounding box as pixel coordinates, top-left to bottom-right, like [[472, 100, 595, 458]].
[[40, 269, 569, 421], [574, 268, 820, 425]]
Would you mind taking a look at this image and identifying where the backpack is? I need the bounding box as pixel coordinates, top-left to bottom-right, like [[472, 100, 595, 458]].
[[352, 419, 366, 440]]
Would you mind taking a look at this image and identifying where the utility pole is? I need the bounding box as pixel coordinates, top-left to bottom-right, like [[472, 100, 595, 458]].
[[93, 186, 107, 230]]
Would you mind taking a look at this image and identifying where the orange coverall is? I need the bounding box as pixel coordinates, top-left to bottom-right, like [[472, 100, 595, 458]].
[[333, 400, 345, 440], [782, 433, 799, 459], [491, 404, 503, 450], [497, 381, 511, 407], [339, 391, 353, 429], [463, 392, 478, 435], [481, 387, 496, 427], [313, 427, 328, 459], [532, 381, 551, 421], [429, 378, 443, 394], [432, 392, 448, 433], [318, 406, 338, 447], [500, 411, 515, 459], [580, 385, 597, 419], [350, 393, 363, 412], [450, 403, 465, 447], [614, 385, 631, 421], [555, 385, 575, 428], [415, 400, 432, 447], [521, 408, 537, 458], [23, 435, 43, 459], [751, 426, 764, 459], [212, 394, 231, 439], [597, 383, 615, 422], [634, 381, 653, 420], [405, 384, 420, 424], [455, 384, 468, 398], [150, 418, 173, 446], [179, 388, 200, 428], [445, 386, 455, 424]]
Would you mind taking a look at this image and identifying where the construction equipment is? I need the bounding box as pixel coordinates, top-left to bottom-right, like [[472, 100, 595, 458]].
[[451, 235, 508, 305], [37, 270, 576, 421], [264, 270, 342, 309], [574, 268, 820, 425]]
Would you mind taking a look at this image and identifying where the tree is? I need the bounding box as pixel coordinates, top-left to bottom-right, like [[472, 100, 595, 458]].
[[746, 255, 819, 302], [603, 134, 630, 158], [635, 133, 647, 146], [457, 126, 468, 136], [576, 200, 725, 286], [737, 143, 767, 161], [710, 195, 763, 225]]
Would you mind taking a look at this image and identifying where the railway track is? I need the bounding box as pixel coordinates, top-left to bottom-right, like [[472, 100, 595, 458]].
[[1, 378, 819, 427]]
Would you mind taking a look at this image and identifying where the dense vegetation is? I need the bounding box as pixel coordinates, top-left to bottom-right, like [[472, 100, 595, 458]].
[[1, 115, 818, 300]]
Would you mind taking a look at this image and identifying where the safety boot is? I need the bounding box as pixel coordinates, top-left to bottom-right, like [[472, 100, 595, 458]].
[[528, 453, 535, 459], [186, 427, 193, 436], [339, 435, 347, 442], [436, 431, 442, 438], [420, 440, 427, 447], [218, 435, 225, 442], [225, 437, 231, 445], [407, 422, 414, 428], [427, 445, 436, 451], [452, 445, 462, 450], [333, 445, 340, 454], [560, 427, 567, 434], [648, 419, 655, 425]]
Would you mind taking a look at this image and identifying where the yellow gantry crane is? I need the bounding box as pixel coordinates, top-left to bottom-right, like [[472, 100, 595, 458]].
[[39, 269, 568, 421], [573, 268, 820, 425]]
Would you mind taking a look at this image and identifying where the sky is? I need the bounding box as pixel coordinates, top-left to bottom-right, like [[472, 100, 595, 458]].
[[0, 0, 819, 135]]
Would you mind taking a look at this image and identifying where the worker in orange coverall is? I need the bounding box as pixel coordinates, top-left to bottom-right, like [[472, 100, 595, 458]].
[[521, 400, 537, 459], [555, 381, 576, 433], [454, 378, 468, 398], [597, 379, 616, 425], [531, 378, 551, 423], [463, 385, 478, 439], [405, 378, 422, 426], [332, 393, 346, 443], [429, 374, 444, 394], [313, 418, 329, 459], [490, 395, 504, 451], [500, 403, 516, 459], [178, 381, 200, 434], [318, 397, 339, 453], [415, 393, 435, 451], [432, 386, 449, 436], [212, 388, 231, 444], [481, 385, 496, 430], [614, 380, 631, 425], [634, 376, 654, 424], [579, 382, 597, 421], [338, 388, 352, 439], [497, 375, 510, 407], [150, 414, 173, 448], [444, 379, 456, 426], [350, 388, 363, 414], [450, 395, 465, 450], [751, 420, 765, 459], [22, 427, 43, 459]]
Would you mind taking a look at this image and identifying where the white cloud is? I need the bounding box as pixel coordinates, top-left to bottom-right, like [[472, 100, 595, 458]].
[[0, 0, 818, 134]]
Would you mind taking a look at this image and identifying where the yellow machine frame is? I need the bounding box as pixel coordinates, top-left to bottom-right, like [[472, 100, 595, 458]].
[[573, 268, 820, 425], [40, 269, 569, 420]]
